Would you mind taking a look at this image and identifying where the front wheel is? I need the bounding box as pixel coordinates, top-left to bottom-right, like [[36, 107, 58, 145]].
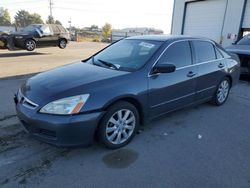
[[211, 77, 231, 106], [25, 39, 36, 51], [98, 101, 139, 149]]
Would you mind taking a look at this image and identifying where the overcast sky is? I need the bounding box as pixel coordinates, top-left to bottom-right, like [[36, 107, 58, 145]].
[[1, 0, 174, 33]]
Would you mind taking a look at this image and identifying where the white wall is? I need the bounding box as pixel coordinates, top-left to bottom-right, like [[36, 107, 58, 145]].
[[171, 0, 246, 46]]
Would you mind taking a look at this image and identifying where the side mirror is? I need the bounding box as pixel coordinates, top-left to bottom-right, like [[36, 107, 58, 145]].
[[151, 63, 176, 74]]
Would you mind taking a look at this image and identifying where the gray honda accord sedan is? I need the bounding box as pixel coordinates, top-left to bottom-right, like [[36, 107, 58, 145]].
[[15, 35, 240, 149]]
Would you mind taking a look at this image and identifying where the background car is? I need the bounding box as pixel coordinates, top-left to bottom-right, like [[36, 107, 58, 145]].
[[0, 31, 10, 49], [7, 24, 70, 51], [226, 34, 250, 76], [15, 35, 240, 149]]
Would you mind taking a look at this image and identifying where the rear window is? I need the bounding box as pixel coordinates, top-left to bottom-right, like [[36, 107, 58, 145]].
[[192, 41, 216, 63], [215, 47, 224, 59], [57, 25, 66, 33], [51, 25, 60, 33]]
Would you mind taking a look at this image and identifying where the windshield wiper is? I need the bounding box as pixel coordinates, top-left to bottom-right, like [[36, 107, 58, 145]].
[[97, 59, 119, 70], [90, 56, 102, 67]]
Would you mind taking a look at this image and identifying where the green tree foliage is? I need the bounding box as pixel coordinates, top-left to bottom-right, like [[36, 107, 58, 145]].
[[14, 10, 43, 27], [55, 20, 62, 25], [102, 23, 112, 38], [46, 15, 54, 24], [30, 13, 43, 24], [0, 7, 11, 26], [46, 15, 62, 25], [90, 24, 98, 30]]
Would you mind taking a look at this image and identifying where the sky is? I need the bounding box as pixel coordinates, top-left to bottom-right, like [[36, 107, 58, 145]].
[[1, 0, 174, 33]]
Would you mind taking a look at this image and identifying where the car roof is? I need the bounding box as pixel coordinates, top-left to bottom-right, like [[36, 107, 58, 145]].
[[126, 34, 214, 43]]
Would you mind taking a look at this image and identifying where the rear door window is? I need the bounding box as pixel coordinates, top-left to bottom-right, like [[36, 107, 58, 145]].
[[192, 41, 216, 63], [51, 25, 60, 34], [158, 41, 192, 68]]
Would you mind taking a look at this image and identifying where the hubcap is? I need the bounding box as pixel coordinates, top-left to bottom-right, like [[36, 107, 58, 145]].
[[217, 80, 229, 103], [26, 41, 34, 50], [106, 109, 136, 145], [60, 40, 66, 48]]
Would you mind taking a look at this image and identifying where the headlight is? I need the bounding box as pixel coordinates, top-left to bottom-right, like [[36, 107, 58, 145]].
[[15, 36, 23, 39], [40, 94, 90, 115]]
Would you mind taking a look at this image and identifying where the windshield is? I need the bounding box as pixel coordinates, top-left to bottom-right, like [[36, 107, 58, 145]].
[[21, 25, 41, 32], [237, 34, 250, 45], [87, 39, 163, 71]]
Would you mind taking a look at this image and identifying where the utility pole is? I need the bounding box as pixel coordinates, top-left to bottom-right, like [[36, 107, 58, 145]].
[[49, 0, 53, 19]]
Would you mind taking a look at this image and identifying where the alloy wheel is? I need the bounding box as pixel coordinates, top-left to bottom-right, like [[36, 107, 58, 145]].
[[105, 109, 136, 145], [26, 41, 35, 51], [59, 40, 66, 48], [217, 80, 230, 104]]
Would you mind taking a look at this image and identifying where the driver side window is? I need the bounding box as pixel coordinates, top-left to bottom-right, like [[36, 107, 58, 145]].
[[158, 41, 192, 68]]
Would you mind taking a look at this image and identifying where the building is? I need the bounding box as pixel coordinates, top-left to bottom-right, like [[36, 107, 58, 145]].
[[111, 27, 164, 42], [171, 0, 250, 46]]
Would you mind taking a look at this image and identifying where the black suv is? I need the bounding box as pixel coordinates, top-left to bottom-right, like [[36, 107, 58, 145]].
[[3, 24, 70, 51]]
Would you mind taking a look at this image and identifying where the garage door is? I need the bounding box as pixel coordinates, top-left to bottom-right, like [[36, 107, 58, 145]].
[[183, 0, 227, 43], [242, 0, 250, 28]]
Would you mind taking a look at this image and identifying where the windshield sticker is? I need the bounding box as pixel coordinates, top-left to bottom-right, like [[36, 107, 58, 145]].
[[139, 42, 155, 49]]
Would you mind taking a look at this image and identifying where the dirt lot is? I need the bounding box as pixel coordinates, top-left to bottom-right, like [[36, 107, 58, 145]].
[[0, 43, 250, 188], [0, 42, 108, 78]]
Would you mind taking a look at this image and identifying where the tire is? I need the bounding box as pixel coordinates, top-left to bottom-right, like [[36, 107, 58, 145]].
[[98, 101, 139, 149], [58, 39, 67, 49], [211, 77, 231, 106], [25, 39, 36, 51]]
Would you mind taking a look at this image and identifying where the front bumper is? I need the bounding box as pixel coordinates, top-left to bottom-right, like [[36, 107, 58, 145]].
[[15, 101, 104, 147]]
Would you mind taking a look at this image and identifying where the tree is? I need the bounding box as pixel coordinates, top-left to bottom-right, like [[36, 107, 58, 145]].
[[0, 7, 11, 26], [46, 15, 54, 24], [14, 10, 43, 27], [102, 23, 112, 38], [90, 24, 98, 31], [55, 20, 62, 25], [46, 15, 62, 25], [29, 13, 43, 24]]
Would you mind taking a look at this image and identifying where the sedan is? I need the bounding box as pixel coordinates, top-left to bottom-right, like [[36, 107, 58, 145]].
[[15, 35, 240, 149]]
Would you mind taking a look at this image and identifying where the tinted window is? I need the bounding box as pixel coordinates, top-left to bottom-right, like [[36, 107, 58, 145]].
[[193, 41, 216, 63], [88, 39, 163, 71], [51, 25, 60, 34], [215, 47, 224, 59], [158, 41, 192, 68], [237, 34, 250, 45], [58, 25, 67, 33]]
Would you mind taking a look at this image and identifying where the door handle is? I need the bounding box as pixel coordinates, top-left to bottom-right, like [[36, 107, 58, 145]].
[[218, 63, 225, 68], [187, 71, 196, 77]]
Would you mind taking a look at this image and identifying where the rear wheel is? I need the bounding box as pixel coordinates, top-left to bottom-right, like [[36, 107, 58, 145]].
[[25, 39, 36, 51], [58, 39, 67, 49], [98, 101, 139, 149], [211, 77, 231, 106]]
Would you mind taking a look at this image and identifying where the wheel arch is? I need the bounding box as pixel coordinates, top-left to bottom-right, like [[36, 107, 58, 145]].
[[102, 96, 145, 126], [59, 37, 68, 43], [225, 74, 233, 88]]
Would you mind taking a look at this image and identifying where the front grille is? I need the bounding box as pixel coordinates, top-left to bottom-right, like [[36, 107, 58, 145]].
[[17, 90, 38, 109]]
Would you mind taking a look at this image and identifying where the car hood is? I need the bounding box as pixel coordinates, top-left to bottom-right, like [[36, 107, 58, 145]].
[[226, 44, 250, 55], [21, 62, 129, 105], [11, 31, 32, 36]]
